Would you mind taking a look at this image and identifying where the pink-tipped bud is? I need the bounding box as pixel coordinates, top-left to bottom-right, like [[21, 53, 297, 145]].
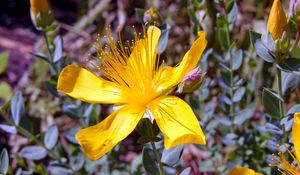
[[178, 67, 206, 93]]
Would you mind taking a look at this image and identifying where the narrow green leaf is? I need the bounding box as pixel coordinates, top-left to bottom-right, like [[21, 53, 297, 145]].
[[0, 82, 12, 101], [180, 167, 191, 175], [262, 88, 282, 118], [19, 146, 47, 160], [44, 124, 59, 149], [0, 51, 9, 74], [53, 37, 63, 62], [233, 87, 246, 102], [277, 58, 300, 74], [249, 30, 275, 63], [0, 148, 9, 175], [142, 148, 159, 175], [10, 91, 25, 125], [161, 145, 184, 166]]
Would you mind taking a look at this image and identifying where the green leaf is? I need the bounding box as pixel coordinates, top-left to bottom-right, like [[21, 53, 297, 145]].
[[217, 27, 230, 50], [10, 91, 25, 125], [180, 167, 191, 175], [161, 145, 184, 166], [137, 136, 162, 144], [135, 8, 145, 23], [287, 104, 300, 115], [47, 166, 73, 175], [262, 88, 283, 118], [0, 148, 9, 175], [231, 49, 243, 70], [64, 126, 81, 144], [44, 24, 58, 32], [234, 103, 256, 125], [249, 30, 275, 63], [30, 52, 50, 63], [44, 124, 58, 149], [61, 102, 80, 119], [0, 82, 12, 101], [19, 146, 47, 160], [45, 80, 58, 97], [70, 152, 84, 171], [142, 148, 159, 175], [53, 37, 63, 62], [227, 2, 238, 24], [188, 6, 199, 25], [0, 124, 17, 134], [137, 118, 159, 137], [157, 24, 170, 54], [277, 58, 300, 74], [282, 71, 300, 95], [0, 51, 9, 74], [233, 87, 246, 102]]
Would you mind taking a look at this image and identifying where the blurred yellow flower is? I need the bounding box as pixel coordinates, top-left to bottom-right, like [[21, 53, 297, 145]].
[[273, 112, 300, 175], [30, 0, 50, 17], [228, 167, 260, 175], [267, 0, 287, 40], [57, 26, 207, 160]]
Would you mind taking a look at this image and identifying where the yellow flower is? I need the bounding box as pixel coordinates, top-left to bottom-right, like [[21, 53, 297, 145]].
[[273, 112, 300, 174], [57, 26, 207, 160], [30, 0, 50, 17], [267, 0, 288, 40], [228, 167, 260, 175]]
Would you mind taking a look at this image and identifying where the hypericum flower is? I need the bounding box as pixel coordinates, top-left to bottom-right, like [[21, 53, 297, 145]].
[[267, 0, 288, 40], [272, 112, 300, 174], [57, 26, 207, 160], [228, 167, 260, 175], [29, 0, 54, 29]]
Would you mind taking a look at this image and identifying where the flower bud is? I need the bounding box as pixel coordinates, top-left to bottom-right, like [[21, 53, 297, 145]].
[[30, 0, 54, 30], [290, 0, 300, 23], [267, 0, 288, 40], [177, 67, 206, 93], [143, 7, 162, 25]]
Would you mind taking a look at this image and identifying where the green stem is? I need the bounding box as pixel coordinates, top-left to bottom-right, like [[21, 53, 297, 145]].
[[150, 141, 165, 175], [277, 69, 287, 143], [277, 69, 284, 118], [145, 120, 165, 175], [42, 32, 58, 74]]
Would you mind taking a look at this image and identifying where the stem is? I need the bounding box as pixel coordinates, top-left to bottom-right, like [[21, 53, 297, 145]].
[[42, 32, 58, 74], [150, 141, 165, 175], [43, 32, 53, 59], [277, 69, 287, 143], [277, 69, 284, 118], [145, 120, 165, 175], [229, 50, 235, 130]]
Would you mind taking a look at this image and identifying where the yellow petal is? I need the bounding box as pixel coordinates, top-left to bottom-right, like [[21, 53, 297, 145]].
[[292, 112, 300, 161], [228, 167, 257, 175], [128, 26, 161, 72], [147, 96, 206, 149], [30, 0, 49, 15], [154, 31, 207, 92], [57, 65, 124, 104], [76, 105, 145, 160], [267, 0, 287, 40]]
